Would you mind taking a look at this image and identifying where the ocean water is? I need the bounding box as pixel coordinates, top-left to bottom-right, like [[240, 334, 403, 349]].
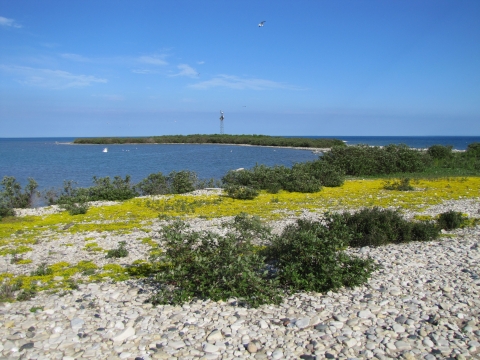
[[1, 136, 479, 194]]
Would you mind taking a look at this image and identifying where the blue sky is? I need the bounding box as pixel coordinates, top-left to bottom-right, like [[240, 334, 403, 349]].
[[1, 0, 479, 137]]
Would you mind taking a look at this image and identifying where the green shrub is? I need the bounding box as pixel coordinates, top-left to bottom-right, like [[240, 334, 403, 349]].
[[437, 210, 466, 230], [427, 145, 453, 160], [341, 207, 439, 247], [105, 241, 129, 258], [224, 185, 259, 200], [59, 195, 90, 215], [466, 142, 480, 158], [282, 169, 322, 193], [293, 160, 345, 187], [383, 178, 414, 191], [223, 213, 272, 244], [320, 144, 431, 176], [150, 220, 281, 307], [16, 289, 37, 301], [0, 176, 38, 218], [88, 175, 138, 201], [30, 263, 53, 276], [135, 172, 169, 195], [267, 217, 377, 292], [168, 170, 197, 194]]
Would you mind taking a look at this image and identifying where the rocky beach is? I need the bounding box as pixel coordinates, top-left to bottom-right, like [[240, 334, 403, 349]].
[[0, 193, 479, 360]]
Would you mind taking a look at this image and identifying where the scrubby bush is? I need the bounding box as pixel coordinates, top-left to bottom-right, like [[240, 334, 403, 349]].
[[466, 142, 480, 158], [437, 210, 466, 230], [0, 176, 38, 218], [341, 207, 439, 247], [267, 216, 377, 292], [383, 178, 414, 191], [281, 169, 322, 193], [168, 170, 197, 194], [427, 145, 453, 160], [149, 220, 281, 307], [224, 185, 259, 200], [320, 144, 431, 176], [88, 175, 138, 201], [135, 172, 169, 195], [292, 160, 345, 187]]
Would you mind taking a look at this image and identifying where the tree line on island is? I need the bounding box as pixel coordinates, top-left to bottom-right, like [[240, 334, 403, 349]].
[[73, 134, 345, 148]]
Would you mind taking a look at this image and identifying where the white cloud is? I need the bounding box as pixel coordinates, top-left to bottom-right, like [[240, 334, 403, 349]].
[[189, 74, 299, 90], [92, 94, 125, 101], [61, 53, 91, 62], [170, 64, 198, 78], [137, 55, 168, 66], [0, 16, 22, 28], [0, 65, 107, 89], [132, 69, 159, 74], [197, 61, 205, 65]]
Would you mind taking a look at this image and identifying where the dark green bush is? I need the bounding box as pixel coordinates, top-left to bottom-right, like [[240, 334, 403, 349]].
[[282, 169, 322, 193], [293, 160, 345, 187], [383, 178, 414, 191], [88, 175, 138, 201], [150, 220, 281, 307], [341, 207, 439, 247], [224, 185, 259, 200], [0, 176, 38, 218], [466, 142, 480, 158], [106, 241, 129, 258], [427, 145, 453, 160], [135, 172, 169, 195], [320, 144, 431, 176], [168, 170, 197, 194], [437, 210, 466, 230], [267, 217, 377, 292], [224, 213, 272, 244]]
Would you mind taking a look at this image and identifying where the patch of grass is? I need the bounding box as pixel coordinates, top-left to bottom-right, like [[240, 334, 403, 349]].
[[29, 306, 44, 313], [83, 242, 104, 252], [383, 178, 415, 191], [105, 241, 129, 258]]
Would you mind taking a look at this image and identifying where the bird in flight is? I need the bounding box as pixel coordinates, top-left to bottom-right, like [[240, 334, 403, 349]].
[[258, 21, 266, 27]]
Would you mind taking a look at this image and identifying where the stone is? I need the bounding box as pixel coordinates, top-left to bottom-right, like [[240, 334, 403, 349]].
[[70, 318, 84, 330], [247, 343, 258, 353], [394, 341, 411, 351], [343, 338, 357, 347], [296, 317, 311, 329], [203, 343, 219, 353], [358, 310, 372, 319], [272, 348, 284, 359], [111, 327, 135, 343], [206, 329, 223, 342]]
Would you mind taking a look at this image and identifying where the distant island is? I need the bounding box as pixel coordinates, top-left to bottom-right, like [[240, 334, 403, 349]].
[[73, 134, 345, 148]]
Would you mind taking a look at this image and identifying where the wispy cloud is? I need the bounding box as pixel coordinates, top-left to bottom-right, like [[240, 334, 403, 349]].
[[61, 53, 91, 62], [170, 64, 198, 78], [0, 65, 107, 89], [189, 74, 299, 90], [92, 94, 125, 101], [132, 69, 159, 74], [0, 16, 22, 28], [137, 55, 168, 66]]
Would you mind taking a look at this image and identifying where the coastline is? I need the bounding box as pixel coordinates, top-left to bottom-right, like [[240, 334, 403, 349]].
[[1, 190, 479, 359]]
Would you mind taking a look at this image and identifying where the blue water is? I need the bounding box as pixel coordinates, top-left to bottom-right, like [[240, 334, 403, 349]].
[[1, 136, 479, 194]]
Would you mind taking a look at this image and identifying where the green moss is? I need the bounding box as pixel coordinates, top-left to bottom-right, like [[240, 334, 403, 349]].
[[90, 264, 129, 282], [16, 259, 32, 265], [0, 245, 33, 256], [83, 242, 103, 252]]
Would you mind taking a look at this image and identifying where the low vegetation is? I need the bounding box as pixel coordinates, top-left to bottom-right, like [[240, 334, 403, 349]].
[[1, 141, 480, 305], [73, 134, 345, 148]]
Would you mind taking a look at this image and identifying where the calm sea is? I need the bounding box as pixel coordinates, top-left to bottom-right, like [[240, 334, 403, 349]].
[[1, 136, 479, 195]]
